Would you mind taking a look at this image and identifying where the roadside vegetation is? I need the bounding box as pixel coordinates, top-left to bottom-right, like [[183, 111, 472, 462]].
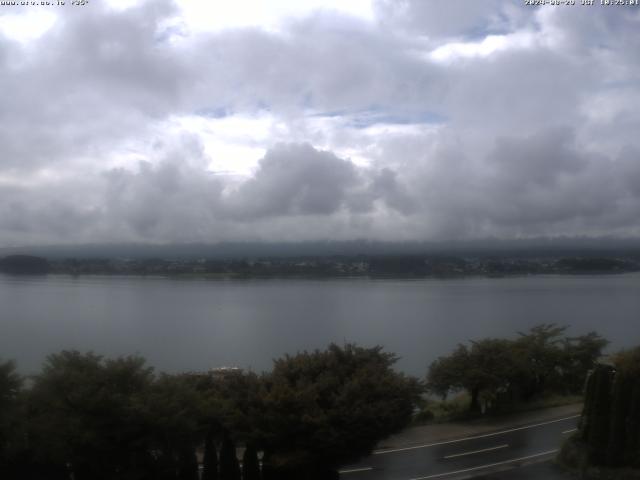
[[422, 325, 607, 419], [0, 326, 617, 479], [413, 392, 584, 425], [0, 344, 420, 480]]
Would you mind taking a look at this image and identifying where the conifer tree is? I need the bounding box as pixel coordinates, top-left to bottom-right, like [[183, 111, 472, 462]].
[[177, 446, 199, 480], [202, 431, 219, 480], [606, 372, 633, 466], [219, 434, 241, 480], [260, 452, 276, 480], [585, 365, 614, 465], [580, 368, 597, 441], [242, 444, 260, 480], [624, 380, 640, 466]]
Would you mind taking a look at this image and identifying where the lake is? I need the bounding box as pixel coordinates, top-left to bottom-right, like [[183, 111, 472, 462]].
[[1, 273, 639, 376]]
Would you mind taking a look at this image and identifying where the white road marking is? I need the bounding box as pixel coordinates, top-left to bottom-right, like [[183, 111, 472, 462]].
[[562, 428, 578, 434], [409, 449, 559, 480], [373, 415, 580, 455], [443, 444, 509, 459], [339, 467, 373, 474]]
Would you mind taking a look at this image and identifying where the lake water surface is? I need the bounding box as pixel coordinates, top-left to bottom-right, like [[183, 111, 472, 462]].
[[1, 273, 639, 376]]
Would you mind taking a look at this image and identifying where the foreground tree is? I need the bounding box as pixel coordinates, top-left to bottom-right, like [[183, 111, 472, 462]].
[[427, 325, 609, 413], [143, 373, 206, 479], [561, 346, 640, 472], [189, 369, 263, 442], [242, 443, 260, 480], [0, 360, 23, 478], [177, 446, 199, 480], [27, 351, 157, 480], [2, 344, 422, 480], [258, 344, 422, 479], [202, 430, 219, 480], [512, 324, 568, 399], [428, 339, 517, 413], [219, 433, 241, 480], [611, 345, 640, 376], [610, 347, 640, 467], [560, 332, 609, 394]]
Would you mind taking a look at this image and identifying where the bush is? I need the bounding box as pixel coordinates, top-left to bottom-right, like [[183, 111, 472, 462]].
[[413, 408, 435, 424]]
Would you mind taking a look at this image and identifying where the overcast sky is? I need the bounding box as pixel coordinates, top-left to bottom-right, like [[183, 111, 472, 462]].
[[0, 0, 639, 246]]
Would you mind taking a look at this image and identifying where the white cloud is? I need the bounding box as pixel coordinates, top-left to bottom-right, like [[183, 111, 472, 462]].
[[428, 31, 535, 63], [172, 114, 272, 176], [0, 9, 57, 43]]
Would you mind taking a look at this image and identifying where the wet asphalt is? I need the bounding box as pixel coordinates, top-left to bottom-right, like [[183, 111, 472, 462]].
[[339, 415, 579, 480]]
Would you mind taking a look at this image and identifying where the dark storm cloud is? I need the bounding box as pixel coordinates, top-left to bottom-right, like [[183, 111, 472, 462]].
[[223, 143, 358, 219], [372, 168, 415, 211], [0, 0, 638, 245], [490, 128, 584, 188], [480, 129, 616, 229], [222, 143, 422, 221], [403, 127, 640, 238], [101, 135, 224, 241], [0, 178, 102, 245]]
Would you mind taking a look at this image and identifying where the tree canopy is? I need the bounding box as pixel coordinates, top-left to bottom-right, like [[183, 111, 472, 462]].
[[0, 344, 422, 480], [0, 360, 22, 473], [258, 344, 422, 476], [427, 324, 608, 413]]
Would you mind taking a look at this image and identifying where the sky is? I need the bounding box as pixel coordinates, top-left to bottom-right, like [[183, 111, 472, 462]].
[[0, 0, 639, 246]]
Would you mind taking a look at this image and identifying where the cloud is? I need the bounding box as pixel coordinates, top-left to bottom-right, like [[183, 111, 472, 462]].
[[373, 0, 525, 40], [0, 1, 638, 245], [185, 13, 441, 115], [223, 143, 358, 219], [0, 0, 184, 173], [407, 127, 640, 239], [101, 134, 224, 242]]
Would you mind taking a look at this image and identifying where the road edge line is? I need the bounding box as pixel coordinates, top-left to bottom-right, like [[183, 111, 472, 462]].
[[373, 415, 580, 455], [409, 449, 559, 480]]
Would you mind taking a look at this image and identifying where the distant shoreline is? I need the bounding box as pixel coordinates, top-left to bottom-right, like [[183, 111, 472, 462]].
[[2, 253, 639, 279], [4, 270, 640, 282]]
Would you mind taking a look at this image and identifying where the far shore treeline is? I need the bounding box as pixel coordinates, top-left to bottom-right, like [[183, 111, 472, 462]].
[[0, 325, 615, 480], [1, 252, 640, 278]]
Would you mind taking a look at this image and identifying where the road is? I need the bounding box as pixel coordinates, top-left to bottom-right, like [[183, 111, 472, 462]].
[[339, 415, 579, 480], [473, 461, 572, 479]]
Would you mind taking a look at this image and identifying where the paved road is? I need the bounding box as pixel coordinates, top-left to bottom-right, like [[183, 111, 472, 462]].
[[339, 415, 579, 480], [473, 461, 573, 479]]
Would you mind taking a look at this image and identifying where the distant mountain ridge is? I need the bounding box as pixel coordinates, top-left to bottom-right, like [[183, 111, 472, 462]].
[[2, 238, 640, 260]]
